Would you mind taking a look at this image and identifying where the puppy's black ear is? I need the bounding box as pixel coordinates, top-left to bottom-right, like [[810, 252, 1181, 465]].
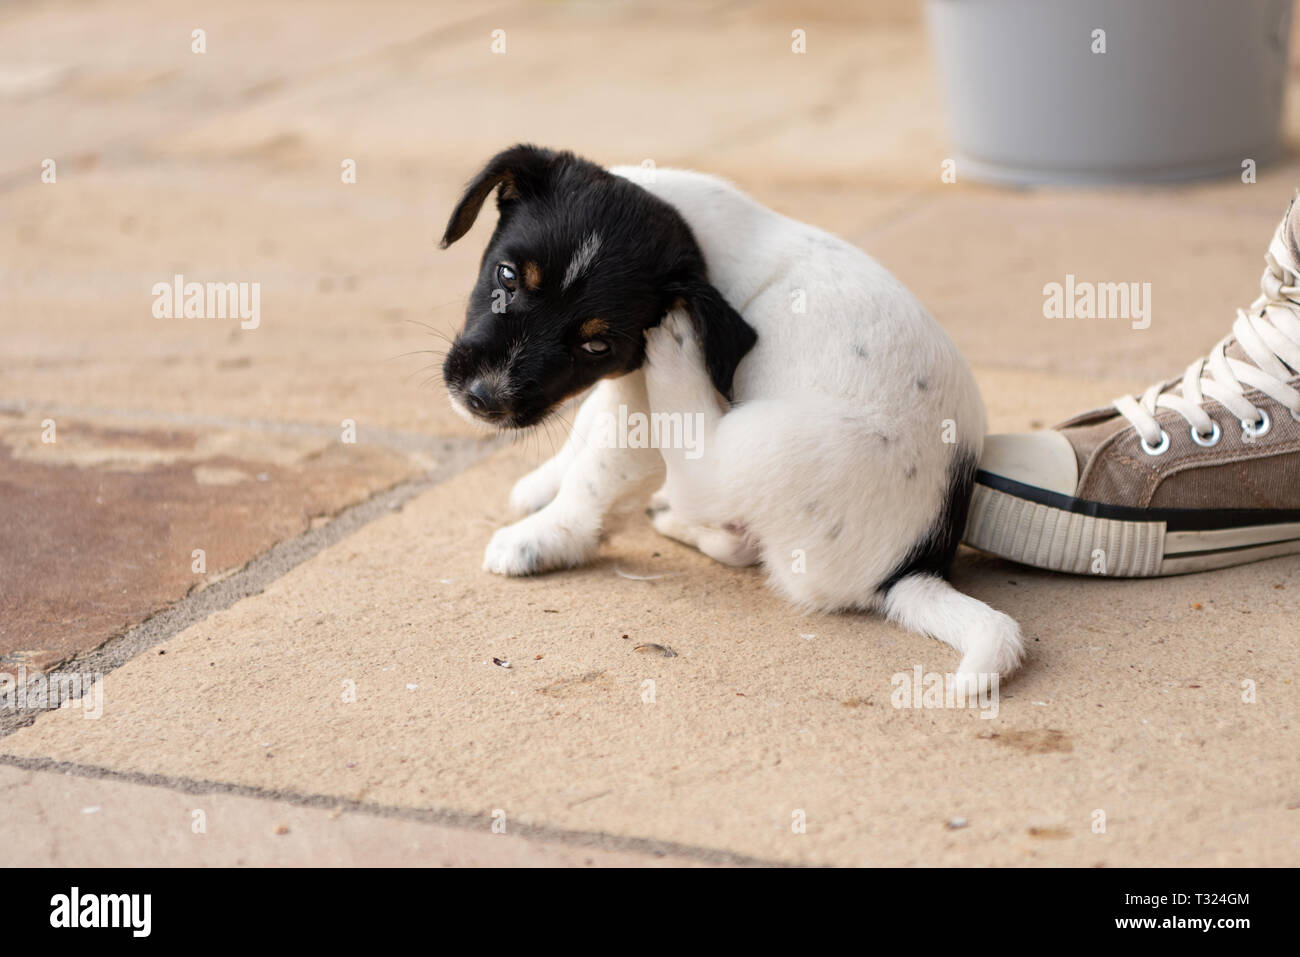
[[440, 144, 556, 249], [670, 280, 758, 401]]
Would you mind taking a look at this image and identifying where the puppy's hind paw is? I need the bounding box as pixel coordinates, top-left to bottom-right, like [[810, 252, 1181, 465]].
[[644, 309, 715, 414], [644, 309, 702, 371]]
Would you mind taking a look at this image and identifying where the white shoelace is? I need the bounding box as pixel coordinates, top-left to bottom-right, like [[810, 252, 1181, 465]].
[[1114, 225, 1300, 451]]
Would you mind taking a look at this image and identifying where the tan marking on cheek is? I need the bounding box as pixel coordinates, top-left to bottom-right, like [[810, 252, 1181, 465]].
[[523, 261, 542, 290], [580, 318, 609, 338]]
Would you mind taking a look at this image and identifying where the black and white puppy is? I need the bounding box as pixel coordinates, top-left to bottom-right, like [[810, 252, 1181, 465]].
[[441, 145, 1023, 689]]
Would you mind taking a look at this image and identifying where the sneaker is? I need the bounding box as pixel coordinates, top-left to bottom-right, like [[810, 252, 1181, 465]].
[[964, 202, 1300, 577]]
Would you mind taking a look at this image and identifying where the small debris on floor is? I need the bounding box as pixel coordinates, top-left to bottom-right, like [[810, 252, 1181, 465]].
[[946, 817, 968, 830], [273, 824, 290, 836], [406, 683, 418, 690], [492, 657, 511, 669], [633, 643, 677, 657], [81, 806, 101, 815], [1192, 602, 1204, 610], [615, 566, 679, 581], [533, 654, 543, 660]]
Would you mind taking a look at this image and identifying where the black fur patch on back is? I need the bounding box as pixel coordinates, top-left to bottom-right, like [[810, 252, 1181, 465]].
[[879, 445, 978, 594]]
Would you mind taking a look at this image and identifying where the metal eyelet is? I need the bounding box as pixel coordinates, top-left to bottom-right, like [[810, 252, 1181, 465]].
[[1190, 421, 1221, 447], [1140, 430, 1170, 455], [1241, 408, 1272, 441]]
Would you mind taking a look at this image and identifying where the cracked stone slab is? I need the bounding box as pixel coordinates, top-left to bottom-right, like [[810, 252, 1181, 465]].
[[4, 428, 1297, 866]]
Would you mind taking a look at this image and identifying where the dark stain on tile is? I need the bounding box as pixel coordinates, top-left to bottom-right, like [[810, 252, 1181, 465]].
[[986, 728, 1073, 754]]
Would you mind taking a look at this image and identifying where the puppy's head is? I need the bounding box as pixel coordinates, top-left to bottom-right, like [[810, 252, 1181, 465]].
[[439, 145, 756, 429]]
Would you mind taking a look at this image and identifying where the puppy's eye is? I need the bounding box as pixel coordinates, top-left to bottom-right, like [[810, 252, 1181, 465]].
[[496, 263, 518, 293], [580, 339, 610, 356]]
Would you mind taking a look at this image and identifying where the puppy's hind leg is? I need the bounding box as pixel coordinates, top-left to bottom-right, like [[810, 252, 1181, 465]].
[[642, 309, 726, 517], [650, 506, 760, 567], [643, 310, 762, 569]]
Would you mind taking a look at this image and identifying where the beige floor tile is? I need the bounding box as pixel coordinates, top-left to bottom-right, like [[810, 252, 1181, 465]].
[[865, 176, 1300, 384], [5, 443, 1297, 866]]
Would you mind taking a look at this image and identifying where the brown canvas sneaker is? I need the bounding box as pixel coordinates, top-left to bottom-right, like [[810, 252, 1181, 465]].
[[964, 203, 1300, 577]]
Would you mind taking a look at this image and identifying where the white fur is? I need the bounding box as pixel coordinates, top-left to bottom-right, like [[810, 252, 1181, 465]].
[[562, 231, 602, 290], [483, 167, 1023, 684]]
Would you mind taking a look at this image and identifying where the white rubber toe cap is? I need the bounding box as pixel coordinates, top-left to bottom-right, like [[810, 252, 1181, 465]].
[[979, 432, 1080, 496]]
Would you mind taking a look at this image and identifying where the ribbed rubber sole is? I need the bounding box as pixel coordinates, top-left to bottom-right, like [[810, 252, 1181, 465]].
[[963, 482, 1300, 577]]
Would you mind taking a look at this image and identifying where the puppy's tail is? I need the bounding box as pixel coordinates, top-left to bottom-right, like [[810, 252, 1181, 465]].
[[881, 573, 1024, 692]]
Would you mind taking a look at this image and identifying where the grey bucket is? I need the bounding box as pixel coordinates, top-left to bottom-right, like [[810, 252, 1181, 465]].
[[925, 0, 1294, 185]]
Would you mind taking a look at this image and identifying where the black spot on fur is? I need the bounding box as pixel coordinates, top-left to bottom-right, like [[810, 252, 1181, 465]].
[[879, 446, 978, 594], [518, 544, 542, 574], [904, 464, 918, 479], [915, 377, 928, 391], [854, 344, 869, 359]]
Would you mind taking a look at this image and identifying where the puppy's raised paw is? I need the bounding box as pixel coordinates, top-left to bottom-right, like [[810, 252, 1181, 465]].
[[643, 309, 702, 370], [483, 514, 593, 576], [644, 309, 716, 417]]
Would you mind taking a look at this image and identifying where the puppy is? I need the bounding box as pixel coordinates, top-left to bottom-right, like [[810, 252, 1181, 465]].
[[440, 145, 1023, 688]]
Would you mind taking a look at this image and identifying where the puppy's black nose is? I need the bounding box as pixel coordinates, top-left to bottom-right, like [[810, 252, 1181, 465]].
[[465, 379, 509, 418]]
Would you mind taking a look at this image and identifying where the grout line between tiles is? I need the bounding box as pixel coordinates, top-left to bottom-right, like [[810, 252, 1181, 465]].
[[0, 432, 503, 739], [0, 754, 792, 867]]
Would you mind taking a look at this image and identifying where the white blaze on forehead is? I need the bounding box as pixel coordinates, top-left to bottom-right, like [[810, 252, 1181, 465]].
[[562, 232, 602, 290]]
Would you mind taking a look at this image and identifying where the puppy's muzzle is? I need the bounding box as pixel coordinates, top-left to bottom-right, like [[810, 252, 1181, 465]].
[[463, 378, 511, 420]]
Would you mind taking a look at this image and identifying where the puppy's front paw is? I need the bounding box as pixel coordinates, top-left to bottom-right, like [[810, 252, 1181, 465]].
[[483, 514, 595, 576], [508, 468, 560, 518]]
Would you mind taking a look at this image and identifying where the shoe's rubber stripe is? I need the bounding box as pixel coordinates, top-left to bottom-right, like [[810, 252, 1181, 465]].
[[964, 483, 1300, 577], [1161, 539, 1300, 575], [964, 483, 1164, 575], [1165, 533, 1300, 558], [975, 470, 1300, 532]]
